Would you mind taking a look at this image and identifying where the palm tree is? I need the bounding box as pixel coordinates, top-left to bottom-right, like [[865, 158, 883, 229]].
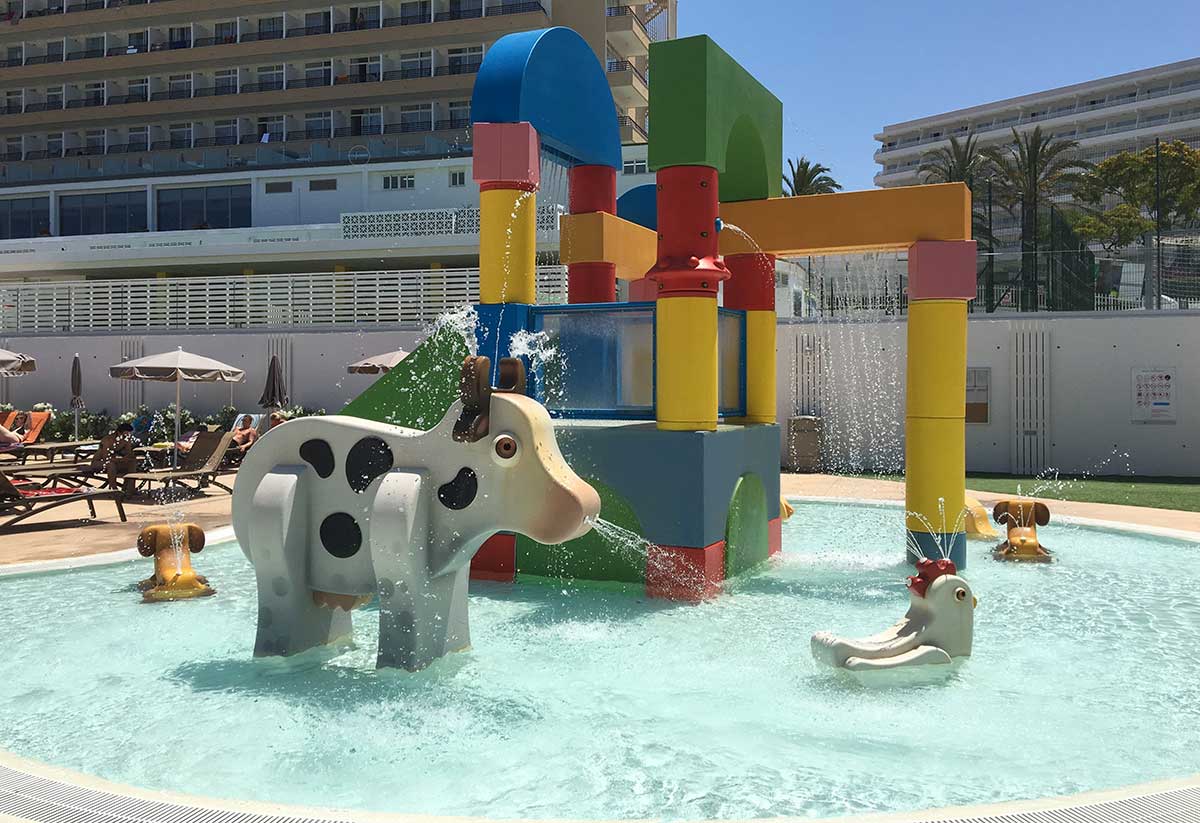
[[782, 157, 842, 196], [981, 126, 1090, 215], [918, 134, 984, 185]]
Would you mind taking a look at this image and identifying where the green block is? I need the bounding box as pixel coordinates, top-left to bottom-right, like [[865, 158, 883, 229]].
[[647, 35, 783, 202], [515, 479, 645, 584], [341, 324, 468, 429], [724, 473, 769, 578]]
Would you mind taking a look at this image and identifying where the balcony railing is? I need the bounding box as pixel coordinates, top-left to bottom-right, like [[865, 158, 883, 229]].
[[0, 152, 23, 162], [24, 54, 65, 65], [149, 138, 193, 150], [334, 73, 381, 85], [617, 115, 648, 140], [487, 1, 547, 15], [107, 44, 149, 56], [293, 127, 332, 140], [65, 96, 106, 109], [434, 7, 482, 21], [238, 29, 284, 42], [290, 24, 331, 37], [106, 92, 149, 105], [333, 18, 380, 31], [335, 124, 384, 137], [240, 132, 284, 144], [605, 4, 649, 36], [23, 150, 64, 160], [23, 101, 64, 112], [193, 135, 238, 147], [22, 6, 65, 17], [435, 118, 471, 131], [192, 35, 238, 47], [291, 76, 332, 88], [65, 0, 104, 11], [383, 13, 430, 27], [67, 48, 106, 60], [149, 88, 193, 101], [0, 58, 22, 68], [0, 105, 23, 116], [435, 62, 482, 76], [607, 59, 647, 85], [65, 145, 105, 156], [384, 120, 432, 134], [239, 81, 285, 93], [383, 67, 432, 81]]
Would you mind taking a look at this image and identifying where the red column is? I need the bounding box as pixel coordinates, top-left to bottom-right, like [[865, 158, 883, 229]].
[[723, 252, 776, 311], [648, 165, 727, 297], [567, 164, 618, 304]]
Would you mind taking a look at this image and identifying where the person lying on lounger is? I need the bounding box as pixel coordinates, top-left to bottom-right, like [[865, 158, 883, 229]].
[[0, 413, 29, 449], [231, 415, 259, 453], [99, 423, 139, 492]]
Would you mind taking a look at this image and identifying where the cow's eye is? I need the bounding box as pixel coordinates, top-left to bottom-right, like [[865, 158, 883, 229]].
[[493, 434, 519, 462], [955, 587, 967, 602]]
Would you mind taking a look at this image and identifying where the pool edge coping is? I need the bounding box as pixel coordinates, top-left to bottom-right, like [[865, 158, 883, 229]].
[[3, 502, 1200, 823]]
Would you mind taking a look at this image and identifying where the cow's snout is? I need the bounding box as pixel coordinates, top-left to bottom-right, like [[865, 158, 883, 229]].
[[527, 474, 600, 545]]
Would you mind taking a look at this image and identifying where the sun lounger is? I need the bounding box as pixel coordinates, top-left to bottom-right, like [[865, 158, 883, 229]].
[[0, 471, 126, 529], [122, 430, 236, 494]]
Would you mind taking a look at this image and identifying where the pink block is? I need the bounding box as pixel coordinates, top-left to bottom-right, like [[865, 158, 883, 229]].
[[628, 277, 657, 302], [907, 240, 977, 301], [472, 122, 541, 189]]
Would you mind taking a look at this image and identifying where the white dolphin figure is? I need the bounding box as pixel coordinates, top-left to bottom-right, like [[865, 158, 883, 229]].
[[812, 558, 977, 672]]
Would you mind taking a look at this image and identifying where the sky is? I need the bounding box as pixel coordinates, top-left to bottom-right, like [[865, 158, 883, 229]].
[[676, 0, 1200, 191]]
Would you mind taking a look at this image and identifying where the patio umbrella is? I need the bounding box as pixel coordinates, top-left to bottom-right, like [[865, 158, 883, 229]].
[[110, 347, 244, 468], [70, 353, 83, 440], [0, 347, 35, 377], [258, 354, 289, 420], [346, 350, 409, 375]]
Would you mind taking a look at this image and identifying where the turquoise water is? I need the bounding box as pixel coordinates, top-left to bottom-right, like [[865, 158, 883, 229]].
[[2, 502, 1200, 820]]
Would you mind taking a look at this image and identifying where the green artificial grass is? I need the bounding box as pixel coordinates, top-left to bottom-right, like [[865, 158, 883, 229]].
[[855, 473, 1200, 513]]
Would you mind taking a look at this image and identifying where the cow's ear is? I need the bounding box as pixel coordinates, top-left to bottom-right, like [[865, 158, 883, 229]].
[[1034, 503, 1050, 526], [459, 355, 492, 408], [137, 528, 157, 557], [496, 358, 526, 394], [187, 523, 206, 553], [992, 502, 1007, 524]]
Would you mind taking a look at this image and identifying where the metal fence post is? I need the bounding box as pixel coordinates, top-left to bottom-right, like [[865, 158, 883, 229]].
[[1155, 137, 1162, 311]]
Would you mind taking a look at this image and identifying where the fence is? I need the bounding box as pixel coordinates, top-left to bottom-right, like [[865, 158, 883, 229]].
[[0, 266, 569, 334]]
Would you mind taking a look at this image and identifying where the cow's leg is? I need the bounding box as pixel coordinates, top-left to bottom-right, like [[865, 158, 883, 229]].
[[248, 469, 352, 658], [367, 472, 433, 671]]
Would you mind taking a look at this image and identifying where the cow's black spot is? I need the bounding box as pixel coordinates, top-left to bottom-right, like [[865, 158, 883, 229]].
[[320, 513, 362, 558], [299, 439, 335, 478], [346, 437, 394, 493], [437, 467, 478, 510]]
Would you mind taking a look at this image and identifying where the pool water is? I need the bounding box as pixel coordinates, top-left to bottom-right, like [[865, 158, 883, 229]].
[[2, 502, 1200, 820]]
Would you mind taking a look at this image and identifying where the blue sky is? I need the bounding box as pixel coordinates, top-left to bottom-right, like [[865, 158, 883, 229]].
[[677, 1, 1200, 191]]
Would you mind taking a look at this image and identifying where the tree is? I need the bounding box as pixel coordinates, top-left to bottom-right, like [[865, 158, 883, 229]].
[[782, 156, 842, 196], [918, 134, 985, 185], [1078, 140, 1200, 232], [1073, 204, 1155, 254], [981, 126, 1091, 214]]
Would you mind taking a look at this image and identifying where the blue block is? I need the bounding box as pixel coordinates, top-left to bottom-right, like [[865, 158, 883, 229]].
[[616, 184, 658, 231], [907, 531, 967, 569], [554, 422, 781, 549], [475, 303, 534, 389]]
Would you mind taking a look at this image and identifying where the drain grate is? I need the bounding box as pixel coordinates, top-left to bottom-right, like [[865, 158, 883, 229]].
[[2, 760, 1200, 822]]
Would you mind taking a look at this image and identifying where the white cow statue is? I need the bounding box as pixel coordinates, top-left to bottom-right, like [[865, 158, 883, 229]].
[[811, 558, 977, 675], [232, 355, 600, 671]]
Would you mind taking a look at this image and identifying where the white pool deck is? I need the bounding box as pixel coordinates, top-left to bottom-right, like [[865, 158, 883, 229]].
[[1, 478, 1198, 823]]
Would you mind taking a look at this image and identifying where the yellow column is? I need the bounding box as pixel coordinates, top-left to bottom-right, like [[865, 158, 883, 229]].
[[479, 187, 537, 305], [656, 296, 718, 431], [743, 309, 776, 424]]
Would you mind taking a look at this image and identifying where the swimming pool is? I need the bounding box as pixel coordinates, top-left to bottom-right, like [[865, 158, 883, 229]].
[[1, 501, 1198, 820]]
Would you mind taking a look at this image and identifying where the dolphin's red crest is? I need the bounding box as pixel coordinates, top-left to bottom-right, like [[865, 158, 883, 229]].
[[906, 558, 957, 598]]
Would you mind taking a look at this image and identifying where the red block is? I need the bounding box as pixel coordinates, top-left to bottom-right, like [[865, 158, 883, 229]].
[[768, 517, 782, 557], [471, 532, 515, 583], [907, 240, 977, 301], [646, 541, 725, 602]]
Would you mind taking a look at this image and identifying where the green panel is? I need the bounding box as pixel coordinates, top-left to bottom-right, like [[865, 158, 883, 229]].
[[647, 35, 783, 201], [515, 479, 645, 584], [724, 472, 769, 577], [340, 324, 469, 429]]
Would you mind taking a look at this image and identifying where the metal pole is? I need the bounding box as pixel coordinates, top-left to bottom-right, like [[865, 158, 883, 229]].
[[986, 181, 994, 313], [1155, 137, 1162, 311], [174, 378, 181, 470], [1032, 193, 1039, 312]]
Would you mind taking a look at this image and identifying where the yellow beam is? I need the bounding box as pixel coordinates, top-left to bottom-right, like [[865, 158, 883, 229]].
[[719, 183, 972, 257], [560, 211, 658, 282]]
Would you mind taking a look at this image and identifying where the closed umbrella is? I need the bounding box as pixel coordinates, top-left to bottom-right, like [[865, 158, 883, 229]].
[[70, 353, 83, 440], [110, 347, 244, 468], [258, 354, 289, 421], [346, 350, 409, 375], [0, 348, 36, 377]]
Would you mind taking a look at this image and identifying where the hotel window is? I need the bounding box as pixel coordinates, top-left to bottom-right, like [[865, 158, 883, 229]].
[[449, 169, 466, 187], [5, 90, 21, 113], [350, 55, 381, 82], [83, 81, 105, 106], [398, 49, 432, 78], [256, 116, 284, 142], [46, 40, 63, 61], [0, 197, 51, 240], [447, 45, 483, 74], [304, 111, 331, 138], [304, 11, 330, 34], [256, 65, 284, 90], [167, 26, 191, 49], [446, 99, 470, 127], [309, 178, 337, 191], [348, 5, 380, 27], [59, 190, 147, 236], [214, 69, 238, 95], [84, 35, 103, 56], [399, 103, 431, 132], [4, 137, 21, 159], [46, 133, 63, 156], [257, 16, 284, 39], [384, 174, 415, 190], [214, 119, 238, 144], [128, 77, 148, 102], [6, 45, 22, 66], [45, 86, 63, 109], [127, 126, 148, 151], [156, 184, 251, 231], [400, 1, 431, 23], [168, 122, 192, 148], [304, 61, 332, 86], [127, 31, 147, 53], [215, 21, 237, 43], [84, 129, 105, 152], [966, 368, 990, 424], [622, 158, 648, 175], [264, 181, 292, 194], [349, 107, 382, 136], [168, 74, 192, 98]]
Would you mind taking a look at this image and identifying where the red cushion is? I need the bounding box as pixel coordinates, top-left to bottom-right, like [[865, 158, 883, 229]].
[[19, 487, 81, 499]]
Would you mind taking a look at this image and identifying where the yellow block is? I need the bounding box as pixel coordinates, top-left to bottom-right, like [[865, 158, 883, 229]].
[[656, 296, 718, 431], [905, 416, 966, 535], [559, 211, 659, 282], [906, 300, 967, 420], [728, 309, 776, 425], [480, 187, 537, 304], [719, 183, 972, 257]]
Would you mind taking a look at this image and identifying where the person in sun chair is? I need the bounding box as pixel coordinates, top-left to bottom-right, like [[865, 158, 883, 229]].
[[130, 413, 154, 445], [0, 412, 29, 452], [231, 415, 260, 453], [174, 429, 204, 454], [268, 412, 285, 430], [101, 423, 140, 492]]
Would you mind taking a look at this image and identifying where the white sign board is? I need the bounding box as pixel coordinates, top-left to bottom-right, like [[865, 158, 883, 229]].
[[1132, 367, 1176, 424]]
